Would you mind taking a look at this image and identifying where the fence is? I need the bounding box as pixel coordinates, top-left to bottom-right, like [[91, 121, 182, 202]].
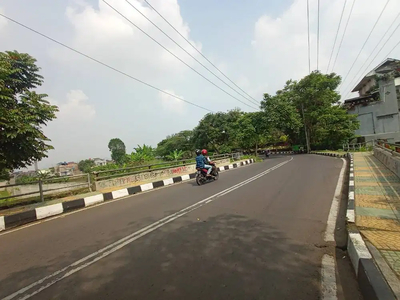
[[93, 152, 242, 182], [342, 141, 374, 152], [0, 173, 91, 205]]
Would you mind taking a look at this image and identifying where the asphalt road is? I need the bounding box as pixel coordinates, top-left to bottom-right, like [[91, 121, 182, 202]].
[[0, 155, 362, 300]]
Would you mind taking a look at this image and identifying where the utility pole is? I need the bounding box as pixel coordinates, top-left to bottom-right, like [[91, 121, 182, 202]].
[[301, 103, 310, 153]]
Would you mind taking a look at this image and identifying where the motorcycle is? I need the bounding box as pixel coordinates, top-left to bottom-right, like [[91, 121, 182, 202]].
[[196, 162, 219, 185]]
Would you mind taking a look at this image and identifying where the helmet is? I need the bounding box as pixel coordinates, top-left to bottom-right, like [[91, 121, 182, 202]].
[[201, 149, 208, 155], [195, 149, 201, 155]]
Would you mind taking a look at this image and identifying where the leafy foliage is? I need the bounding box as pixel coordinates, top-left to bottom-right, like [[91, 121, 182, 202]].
[[166, 150, 184, 161], [192, 108, 243, 153], [128, 144, 155, 163], [235, 112, 268, 153], [108, 138, 126, 165], [78, 159, 96, 173], [0, 51, 58, 176], [156, 130, 193, 158], [260, 71, 359, 149]]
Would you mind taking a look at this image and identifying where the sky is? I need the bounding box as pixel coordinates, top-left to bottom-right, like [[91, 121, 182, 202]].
[[1, 0, 400, 169]]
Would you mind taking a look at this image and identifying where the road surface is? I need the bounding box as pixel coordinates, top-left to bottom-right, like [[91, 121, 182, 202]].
[[0, 155, 362, 300]]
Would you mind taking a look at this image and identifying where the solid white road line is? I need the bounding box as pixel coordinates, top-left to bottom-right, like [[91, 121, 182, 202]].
[[321, 255, 337, 300], [325, 158, 346, 242], [0, 157, 262, 237], [4, 157, 293, 300]]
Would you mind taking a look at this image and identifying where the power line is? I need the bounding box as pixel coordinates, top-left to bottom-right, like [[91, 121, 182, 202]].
[[342, 11, 400, 96], [326, 0, 347, 73], [331, 0, 356, 72], [343, 20, 400, 99], [307, 0, 311, 73], [142, 0, 260, 105], [339, 0, 391, 89], [0, 13, 214, 113], [317, 0, 320, 70], [125, 0, 259, 107], [102, 0, 259, 111]]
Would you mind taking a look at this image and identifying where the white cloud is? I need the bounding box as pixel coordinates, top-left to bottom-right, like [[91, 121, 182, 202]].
[[50, 0, 202, 82], [159, 89, 185, 113], [252, 0, 400, 99], [56, 89, 95, 121]]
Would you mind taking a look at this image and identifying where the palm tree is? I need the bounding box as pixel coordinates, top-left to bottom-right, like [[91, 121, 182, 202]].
[[166, 149, 184, 161]]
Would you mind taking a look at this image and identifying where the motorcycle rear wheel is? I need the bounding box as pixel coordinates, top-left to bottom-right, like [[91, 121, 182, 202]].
[[196, 174, 205, 185]]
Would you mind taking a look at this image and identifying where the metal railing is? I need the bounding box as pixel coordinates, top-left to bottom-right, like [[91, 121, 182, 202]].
[[342, 141, 374, 152], [93, 153, 241, 182], [0, 173, 91, 203]]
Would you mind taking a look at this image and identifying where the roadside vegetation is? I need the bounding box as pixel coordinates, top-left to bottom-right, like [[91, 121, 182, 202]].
[[0, 51, 360, 209]]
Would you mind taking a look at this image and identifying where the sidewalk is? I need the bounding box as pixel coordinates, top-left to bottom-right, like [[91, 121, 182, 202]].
[[353, 152, 400, 279]]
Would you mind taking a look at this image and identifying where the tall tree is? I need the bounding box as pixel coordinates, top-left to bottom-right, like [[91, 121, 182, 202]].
[[260, 84, 302, 144], [192, 108, 243, 153], [78, 159, 95, 173], [236, 112, 268, 154], [293, 71, 358, 149], [0, 51, 58, 179], [108, 138, 126, 165], [156, 130, 193, 158]]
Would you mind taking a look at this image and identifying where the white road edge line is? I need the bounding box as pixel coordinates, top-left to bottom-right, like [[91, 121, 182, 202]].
[[0, 156, 263, 237], [3, 157, 293, 300], [324, 158, 346, 242], [321, 254, 337, 300]]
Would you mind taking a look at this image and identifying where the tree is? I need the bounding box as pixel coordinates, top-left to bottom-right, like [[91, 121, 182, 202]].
[[78, 159, 95, 173], [0, 51, 58, 179], [108, 138, 126, 165], [192, 109, 243, 153], [166, 150, 184, 161], [128, 144, 155, 163], [313, 105, 359, 149], [156, 130, 193, 158], [260, 82, 302, 144], [236, 112, 268, 154], [293, 71, 358, 149], [260, 72, 359, 149]]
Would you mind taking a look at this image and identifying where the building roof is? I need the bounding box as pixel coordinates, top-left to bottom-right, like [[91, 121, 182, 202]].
[[351, 58, 400, 92]]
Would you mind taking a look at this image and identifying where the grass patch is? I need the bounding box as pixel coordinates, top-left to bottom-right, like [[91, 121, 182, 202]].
[[0, 190, 11, 198]]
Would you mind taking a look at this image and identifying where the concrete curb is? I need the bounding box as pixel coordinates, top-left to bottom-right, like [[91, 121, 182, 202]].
[[270, 151, 294, 155], [347, 229, 395, 300], [344, 153, 396, 300], [310, 151, 348, 158], [347, 154, 355, 223], [312, 151, 395, 299], [0, 159, 255, 232]]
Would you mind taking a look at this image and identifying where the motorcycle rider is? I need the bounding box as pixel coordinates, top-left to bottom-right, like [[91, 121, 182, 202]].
[[195, 149, 213, 177], [202, 149, 212, 164], [202, 149, 215, 175]]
